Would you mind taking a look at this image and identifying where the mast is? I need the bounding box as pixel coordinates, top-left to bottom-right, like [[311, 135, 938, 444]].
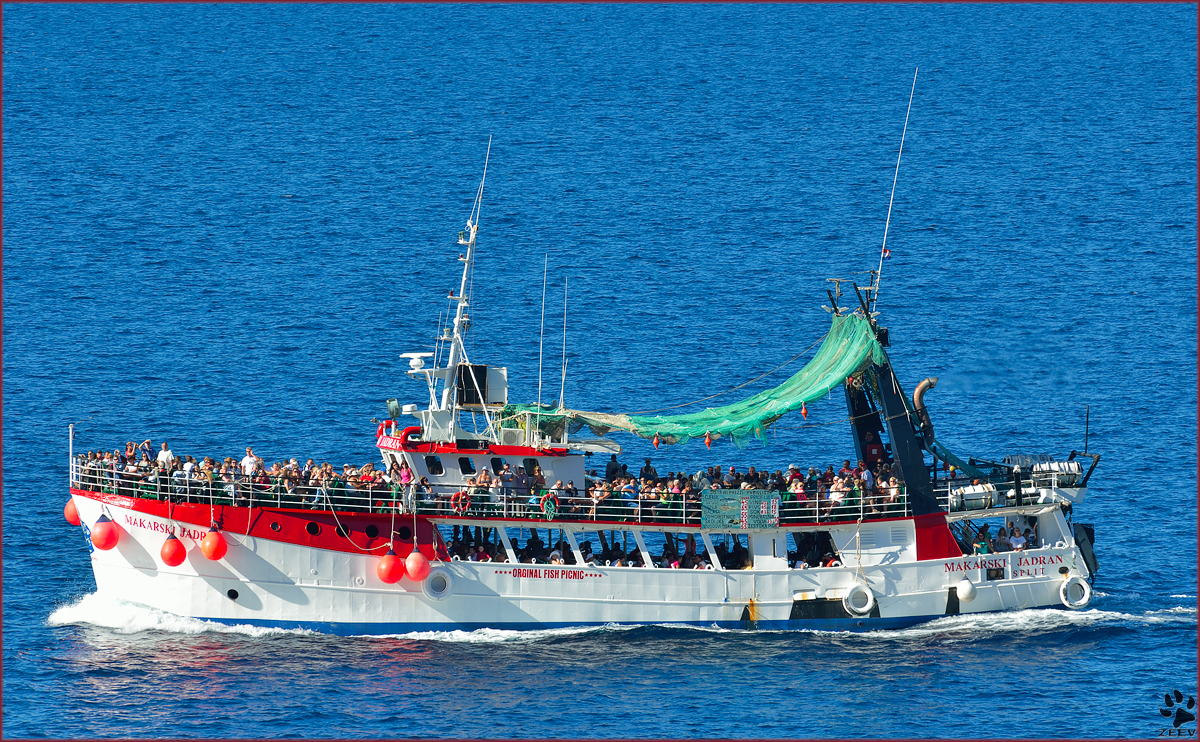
[[437, 138, 492, 438]]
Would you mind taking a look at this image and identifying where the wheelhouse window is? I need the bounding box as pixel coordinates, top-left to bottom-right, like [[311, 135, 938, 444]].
[[424, 455, 444, 476]]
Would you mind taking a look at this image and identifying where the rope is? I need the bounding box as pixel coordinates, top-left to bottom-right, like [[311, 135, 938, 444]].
[[389, 491, 397, 551], [630, 331, 831, 415], [854, 513, 869, 586], [323, 491, 390, 554]]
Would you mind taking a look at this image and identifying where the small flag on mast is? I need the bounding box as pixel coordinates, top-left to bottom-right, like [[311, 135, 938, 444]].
[[882, 247, 892, 259]]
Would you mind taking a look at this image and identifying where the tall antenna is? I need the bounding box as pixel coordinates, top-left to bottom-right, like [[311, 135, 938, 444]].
[[535, 255, 548, 439], [872, 67, 918, 313], [558, 277, 568, 408]]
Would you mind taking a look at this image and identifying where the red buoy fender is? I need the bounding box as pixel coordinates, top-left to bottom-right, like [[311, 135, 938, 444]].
[[406, 549, 431, 581], [200, 528, 228, 561], [65, 499, 81, 526], [160, 532, 187, 567], [377, 548, 406, 584], [90, 514, 119, 550]]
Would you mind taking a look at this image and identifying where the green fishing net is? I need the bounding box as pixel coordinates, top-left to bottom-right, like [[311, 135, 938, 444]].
[[500, 312, 887, 447]]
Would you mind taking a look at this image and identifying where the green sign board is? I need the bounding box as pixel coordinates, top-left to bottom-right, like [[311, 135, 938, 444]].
[[700, 489, 780, 530]]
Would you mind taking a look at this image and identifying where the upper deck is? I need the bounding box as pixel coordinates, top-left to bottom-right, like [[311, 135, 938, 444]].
[[68, 458, 1087, 533]]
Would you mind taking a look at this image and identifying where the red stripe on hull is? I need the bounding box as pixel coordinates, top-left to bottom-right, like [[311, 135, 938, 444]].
[[70, 488, 449, 559]]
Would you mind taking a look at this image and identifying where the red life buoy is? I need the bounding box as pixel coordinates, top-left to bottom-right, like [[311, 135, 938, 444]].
[[451, 491, 470, 514], [540, 492, 559, 517]]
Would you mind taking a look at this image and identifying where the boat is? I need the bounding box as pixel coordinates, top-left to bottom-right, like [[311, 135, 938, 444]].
[[64, 150, 1101, 634]]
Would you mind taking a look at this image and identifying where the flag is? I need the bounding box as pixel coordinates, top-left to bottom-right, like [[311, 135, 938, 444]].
[[882, 247, 892, 260]]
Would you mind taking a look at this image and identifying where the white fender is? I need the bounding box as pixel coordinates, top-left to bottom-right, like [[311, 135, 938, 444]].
[[1059, 575, 1091, 609], [956, 578, 978, 603], [843, 582, 875, 616]]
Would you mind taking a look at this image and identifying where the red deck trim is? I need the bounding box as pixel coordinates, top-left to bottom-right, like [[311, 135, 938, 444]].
[[377, 434, 571, 458]]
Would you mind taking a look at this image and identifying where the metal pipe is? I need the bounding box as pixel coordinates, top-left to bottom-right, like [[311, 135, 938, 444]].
[[912, 376, 939, 442]]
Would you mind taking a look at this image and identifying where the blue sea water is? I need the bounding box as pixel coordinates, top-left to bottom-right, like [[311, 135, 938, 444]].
[[3, 3, 1196, 738]]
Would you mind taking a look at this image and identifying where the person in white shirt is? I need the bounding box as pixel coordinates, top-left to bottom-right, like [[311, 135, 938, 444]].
[[240, 447, 257, 476], [156, 441, 174, 468]]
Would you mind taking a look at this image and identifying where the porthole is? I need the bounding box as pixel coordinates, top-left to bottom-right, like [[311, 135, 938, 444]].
[[397, 526, 412, 540], [335, 524, 349, 538], [422, 568, 453, 601], [365, 524, 380, 539], [306, 521, 321, 536], [270, 521, 281, 532], [227, 589, 239, 600]]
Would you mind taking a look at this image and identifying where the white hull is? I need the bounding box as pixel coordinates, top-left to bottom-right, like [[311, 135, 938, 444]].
[[75, 495, 1092, 634]]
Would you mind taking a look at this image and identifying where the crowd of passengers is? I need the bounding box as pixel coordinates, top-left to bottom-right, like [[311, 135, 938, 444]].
[[579, 451, 906, 520], [73, 440, 425, 510], [443, 526, 843, 570], [73, 435, 907, 521]]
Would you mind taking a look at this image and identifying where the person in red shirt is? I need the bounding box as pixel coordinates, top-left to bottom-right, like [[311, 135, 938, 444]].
[[819, 465, 835, 488], [838, 460, 855, 478], [862, 430, 885, 464]]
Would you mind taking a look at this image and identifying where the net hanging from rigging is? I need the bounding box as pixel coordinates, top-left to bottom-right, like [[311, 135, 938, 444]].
[[500, 313, 887, 448]]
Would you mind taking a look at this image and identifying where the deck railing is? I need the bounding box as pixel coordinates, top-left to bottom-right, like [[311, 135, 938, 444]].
[[70, 460, 911, 527], [936, 472, 1078, 513]]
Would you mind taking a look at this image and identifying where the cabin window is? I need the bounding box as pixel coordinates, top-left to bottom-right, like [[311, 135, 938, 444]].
[[789, 531, 839, 568], [458, 457, 476, 475], [424, 455, 444, 476], [490, 457, 506, 474], [523, 457, 541, 475]]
